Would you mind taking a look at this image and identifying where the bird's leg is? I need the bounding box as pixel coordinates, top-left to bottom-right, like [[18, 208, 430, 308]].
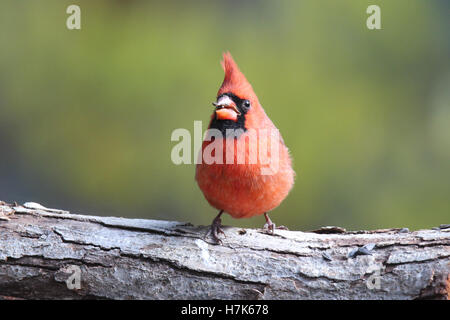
[[204, 210, 226, 244], [263, 213, 289, 235], [263, 213, 276, 234]]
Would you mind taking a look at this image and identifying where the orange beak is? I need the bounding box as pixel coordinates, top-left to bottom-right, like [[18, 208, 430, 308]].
[[213, 96, 241, 122]]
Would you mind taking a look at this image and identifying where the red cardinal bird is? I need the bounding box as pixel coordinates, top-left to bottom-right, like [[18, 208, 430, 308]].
[[195, 52, 295, 243]]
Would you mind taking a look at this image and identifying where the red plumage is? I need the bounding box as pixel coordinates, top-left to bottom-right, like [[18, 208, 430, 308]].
[[196, 52, 295, 241]]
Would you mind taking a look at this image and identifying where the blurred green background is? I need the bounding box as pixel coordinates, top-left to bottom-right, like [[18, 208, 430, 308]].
[[0, 0, 449, 231]]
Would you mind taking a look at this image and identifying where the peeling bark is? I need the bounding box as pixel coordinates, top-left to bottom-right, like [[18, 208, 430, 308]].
[[0, 201, 449, 300]]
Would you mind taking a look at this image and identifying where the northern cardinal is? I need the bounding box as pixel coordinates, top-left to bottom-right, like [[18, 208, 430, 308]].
[[195, 52, 295, 243]]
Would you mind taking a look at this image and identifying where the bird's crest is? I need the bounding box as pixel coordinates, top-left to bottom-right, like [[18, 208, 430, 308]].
[[218, 52, 258, 104]]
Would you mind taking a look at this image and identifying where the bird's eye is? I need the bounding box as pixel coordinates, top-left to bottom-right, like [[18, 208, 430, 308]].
[[243, 100, 251, 109]]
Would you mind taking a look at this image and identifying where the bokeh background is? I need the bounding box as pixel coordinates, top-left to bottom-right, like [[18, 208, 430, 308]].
[[0, 0, 449, 231]]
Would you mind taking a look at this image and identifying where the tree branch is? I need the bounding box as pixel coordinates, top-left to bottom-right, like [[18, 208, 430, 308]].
[[0, 201, 449, 300]]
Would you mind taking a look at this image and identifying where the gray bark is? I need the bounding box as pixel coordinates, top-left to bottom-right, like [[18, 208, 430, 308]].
[[0, 201, 449, 300]]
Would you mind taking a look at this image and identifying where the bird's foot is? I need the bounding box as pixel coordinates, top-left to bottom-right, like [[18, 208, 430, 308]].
[[263, 213, 289, 235], [204, 211, 225, 244], [263, 222, 289, 234]]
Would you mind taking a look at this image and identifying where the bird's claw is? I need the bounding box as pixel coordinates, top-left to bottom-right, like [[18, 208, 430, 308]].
[[204, 214, 226, 244], [263, 222, 289, 235]]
